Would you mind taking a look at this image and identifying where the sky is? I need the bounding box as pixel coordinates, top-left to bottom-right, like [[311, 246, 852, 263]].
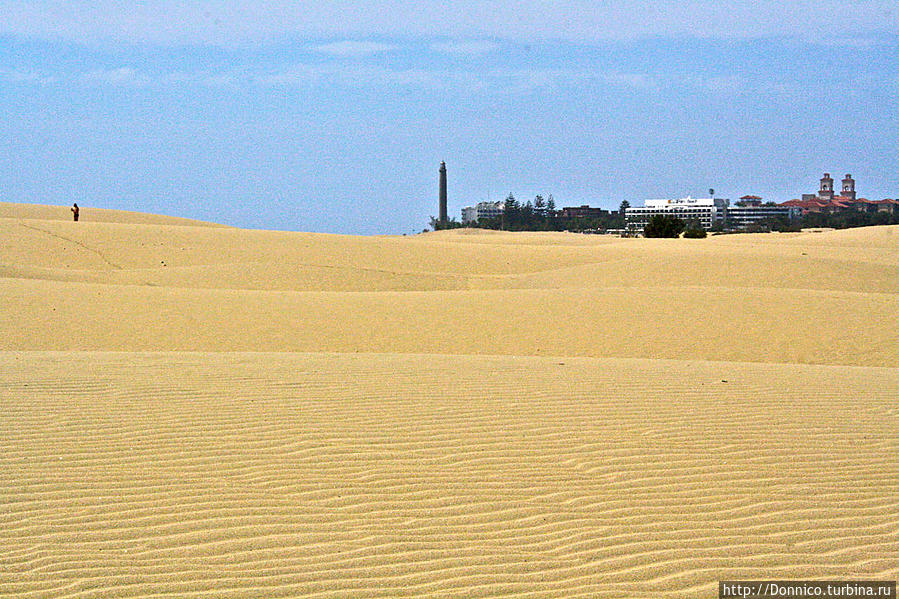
[[1, 2, 897, 234]]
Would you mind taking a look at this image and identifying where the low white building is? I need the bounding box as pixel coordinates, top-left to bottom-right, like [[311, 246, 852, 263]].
[[461, 201, 504, 224], [626, 197, 728, 232]]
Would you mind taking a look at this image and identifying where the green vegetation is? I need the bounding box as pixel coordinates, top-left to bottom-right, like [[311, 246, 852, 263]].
[[428, 216, 465, 231], [643, 214, 685, 238], [473, 193, 627, 232], [724, 211, 897, 234], [738, 217, 801, 233], [429, 197, 897, 236], [800, 210, 899, 229], [683, 221, 707, 238]]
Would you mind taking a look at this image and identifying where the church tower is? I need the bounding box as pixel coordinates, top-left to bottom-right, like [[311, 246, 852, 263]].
[[818, 173, 835, 201], [841, 174, 856, 201]]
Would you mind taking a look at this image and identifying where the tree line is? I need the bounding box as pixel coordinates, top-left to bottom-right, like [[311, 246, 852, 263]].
[[642, 210, 899, 238], [430, 194, 899, 234], [431, 193, 631, 232]]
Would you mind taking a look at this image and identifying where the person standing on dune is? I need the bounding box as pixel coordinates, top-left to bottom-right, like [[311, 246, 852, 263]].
[[71, 203, 79, 222]]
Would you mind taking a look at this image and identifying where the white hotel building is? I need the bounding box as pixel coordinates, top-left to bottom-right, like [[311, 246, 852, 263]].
[[625, 197, 800, 233], [625, 197, 728, 232], [461, 201, 505, 224]]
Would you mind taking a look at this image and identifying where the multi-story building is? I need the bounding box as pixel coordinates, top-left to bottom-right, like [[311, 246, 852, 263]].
[[869, 199, 899, 214], [626, 196, 801, 233], [726, 204, 801, 229], [625, 197, 728, 233], [738, 195, 763, 206], [558, 205, 608, 219], [782, 173, 898, 214], [461, 201, 505, 224]]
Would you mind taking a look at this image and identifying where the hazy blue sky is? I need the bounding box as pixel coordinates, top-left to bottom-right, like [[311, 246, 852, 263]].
[[2, 1, 897, 233]]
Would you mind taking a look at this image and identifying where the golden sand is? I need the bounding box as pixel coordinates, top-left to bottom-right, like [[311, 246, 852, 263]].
[[1, 202, 897, 597]]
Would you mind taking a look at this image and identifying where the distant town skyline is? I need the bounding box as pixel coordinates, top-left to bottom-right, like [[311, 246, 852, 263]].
[[1, 2, 897, 234]]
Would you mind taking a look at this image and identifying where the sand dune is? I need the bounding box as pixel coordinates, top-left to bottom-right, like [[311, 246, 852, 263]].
[[1, 202, 897, 597], [0, 201, 227, 228]]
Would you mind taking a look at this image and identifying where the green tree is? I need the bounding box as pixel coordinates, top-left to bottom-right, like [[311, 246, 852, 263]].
[[502, 193, 519, 230], [644, 214, 685, 238], [799, 209, 898, 230], [617, 200, 631, 228], [521, 200, 535, 228], [429, 216, 464, 231], [683, 220, 707, 238], [534, 195, 546, 218]]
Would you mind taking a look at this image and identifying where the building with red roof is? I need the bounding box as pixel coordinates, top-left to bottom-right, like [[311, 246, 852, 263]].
[[780, 173, 898, 215]]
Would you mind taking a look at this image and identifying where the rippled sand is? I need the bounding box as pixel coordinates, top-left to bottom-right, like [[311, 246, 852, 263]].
[[2, 202, 897, 597]]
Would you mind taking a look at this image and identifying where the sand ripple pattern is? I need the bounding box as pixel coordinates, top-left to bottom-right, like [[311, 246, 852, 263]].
[[2, 352, 897, 598]]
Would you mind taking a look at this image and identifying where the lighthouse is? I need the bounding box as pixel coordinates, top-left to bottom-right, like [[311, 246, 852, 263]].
[[439, 161, 448, 224]]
